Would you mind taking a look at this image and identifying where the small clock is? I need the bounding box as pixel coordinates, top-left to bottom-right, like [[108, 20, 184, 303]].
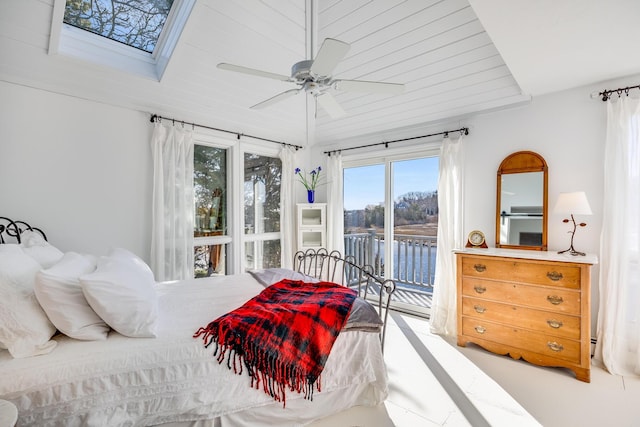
[[466, 230, 488, 248]]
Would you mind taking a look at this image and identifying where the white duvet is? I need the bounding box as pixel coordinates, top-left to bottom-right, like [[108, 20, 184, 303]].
[[0, 274, 388, 427]]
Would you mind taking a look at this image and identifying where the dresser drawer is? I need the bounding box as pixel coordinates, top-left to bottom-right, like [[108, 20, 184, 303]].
[[461, 256, 581, 289], [461, 297, 581, 339], [461, 277, 581, 314], [461, 317, 581, 363]]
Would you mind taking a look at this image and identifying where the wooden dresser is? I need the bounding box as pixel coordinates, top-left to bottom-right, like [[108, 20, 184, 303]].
[[455, 248, 597, 382]]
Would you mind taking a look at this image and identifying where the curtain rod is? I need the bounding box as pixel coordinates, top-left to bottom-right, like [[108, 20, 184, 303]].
[[149, 114, 303, 150], [593, 84, 640, 101], [323, 127, 469, 156]]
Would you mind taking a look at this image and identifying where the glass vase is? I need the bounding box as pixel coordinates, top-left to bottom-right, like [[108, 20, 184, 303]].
[[307, 189, 315, 203]]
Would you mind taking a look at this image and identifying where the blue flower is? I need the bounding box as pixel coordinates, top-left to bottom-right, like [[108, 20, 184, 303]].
[[295, 166, 323, 191]]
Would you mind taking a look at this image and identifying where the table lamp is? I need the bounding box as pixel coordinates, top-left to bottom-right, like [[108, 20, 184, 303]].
[[553, 191, 592, 256]]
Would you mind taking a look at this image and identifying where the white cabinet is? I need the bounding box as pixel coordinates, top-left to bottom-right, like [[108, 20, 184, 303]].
[[297, 203, 326, 251]]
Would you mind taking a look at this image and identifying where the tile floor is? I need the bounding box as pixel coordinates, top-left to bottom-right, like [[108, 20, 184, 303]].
[[309, 313, 640, 427]]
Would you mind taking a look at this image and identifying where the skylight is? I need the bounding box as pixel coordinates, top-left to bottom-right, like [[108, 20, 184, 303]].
[[51, 0, 194, 80], [63, 0, 174, 54]]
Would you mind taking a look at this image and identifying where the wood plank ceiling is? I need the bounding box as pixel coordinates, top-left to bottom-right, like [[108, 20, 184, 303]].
[[313, 0, 528, 146], [0, 0, 530, 148], [181, 0, 529, 147]]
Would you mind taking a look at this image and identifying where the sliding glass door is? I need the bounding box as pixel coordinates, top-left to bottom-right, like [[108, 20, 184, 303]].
[[343, 153, 439, 315]]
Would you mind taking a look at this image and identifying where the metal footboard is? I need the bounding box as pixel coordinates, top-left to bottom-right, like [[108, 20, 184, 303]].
[[293, 248, 396, 351]]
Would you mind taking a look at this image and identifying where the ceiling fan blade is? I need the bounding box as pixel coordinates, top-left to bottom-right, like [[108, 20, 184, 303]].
[[309, 38, 350, 77], [251, 88, 301, 109], [316, 92, 346, 119], [217, 63, 291, 82], [335, 79, 405, 94]]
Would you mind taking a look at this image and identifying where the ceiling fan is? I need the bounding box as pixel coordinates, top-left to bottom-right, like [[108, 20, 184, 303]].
[[217, 38, 405, 119]]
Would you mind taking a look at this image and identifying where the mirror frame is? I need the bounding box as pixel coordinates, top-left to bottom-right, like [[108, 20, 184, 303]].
[[495, 151, 548, 251]]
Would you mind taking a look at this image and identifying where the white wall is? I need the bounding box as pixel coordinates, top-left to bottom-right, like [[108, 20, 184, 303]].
[[463, 72, 640, 332], [463, 82, 604, 255], [0, 81, 153, 260]]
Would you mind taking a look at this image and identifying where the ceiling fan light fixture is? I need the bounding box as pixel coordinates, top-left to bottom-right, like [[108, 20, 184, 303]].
[[291, 60, 314, 81]]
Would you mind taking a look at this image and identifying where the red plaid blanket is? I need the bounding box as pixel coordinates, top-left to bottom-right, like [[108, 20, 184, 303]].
[[193, 279, 357, 406]]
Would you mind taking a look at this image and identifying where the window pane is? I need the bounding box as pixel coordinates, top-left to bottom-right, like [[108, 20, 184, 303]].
[[343, 164, 385, 274], [392, 157, 438, 286], [194, 145, 226, 236], [63, 0, 174, 53], [244, 153, 281, 234], [245, 240, 281, 270], [194, 244, 227, 277]]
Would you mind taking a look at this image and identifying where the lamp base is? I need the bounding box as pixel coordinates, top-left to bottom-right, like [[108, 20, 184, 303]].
[[558, 214, 587, 256], [558, 246, 586, 256]]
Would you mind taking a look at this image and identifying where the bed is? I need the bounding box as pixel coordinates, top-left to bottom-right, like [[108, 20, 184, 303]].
[[0, 217, 395, 426]]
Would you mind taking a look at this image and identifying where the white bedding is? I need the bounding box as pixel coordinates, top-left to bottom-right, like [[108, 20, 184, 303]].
[[0, 274, 388, 426]]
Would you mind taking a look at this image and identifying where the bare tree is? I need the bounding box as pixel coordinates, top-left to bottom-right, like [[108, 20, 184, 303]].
[[64, 0, 174, 52]]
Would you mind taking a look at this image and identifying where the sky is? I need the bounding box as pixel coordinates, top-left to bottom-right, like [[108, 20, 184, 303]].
[[343, 157, 439, 210]]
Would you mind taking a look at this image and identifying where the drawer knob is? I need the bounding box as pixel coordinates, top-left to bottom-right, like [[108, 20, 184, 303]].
[[547, 271, 564, 281], [474, 326, 486, 334], [473, 264, 487, 272], [547, 319, 564, 329], [474, 305, 487, 313], [547, 295, 564, 305], [547, 341, 564, 352], [474, 285, 487, 294]]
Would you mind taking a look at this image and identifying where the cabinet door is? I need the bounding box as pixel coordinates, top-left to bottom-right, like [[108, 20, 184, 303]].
[[297, 204, 326, 250], [298, 204, 325, 228]]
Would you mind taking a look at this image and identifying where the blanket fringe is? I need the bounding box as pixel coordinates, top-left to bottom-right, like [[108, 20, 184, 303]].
[[194, 323, 321, 407]]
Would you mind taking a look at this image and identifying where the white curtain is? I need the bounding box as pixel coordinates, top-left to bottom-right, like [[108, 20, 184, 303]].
[[326, 152, 345, 255], [279, 146, 297, 269], [430, 133, 464, 336], [150, 121, 194, 281], [595, 95, 640, 376]]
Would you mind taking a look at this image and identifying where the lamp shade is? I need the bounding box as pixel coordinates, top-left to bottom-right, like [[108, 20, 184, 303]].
[[553, 191, 593, 215]]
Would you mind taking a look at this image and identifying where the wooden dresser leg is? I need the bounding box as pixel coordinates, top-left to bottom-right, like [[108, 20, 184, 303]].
[[574, 367, 591, 383]]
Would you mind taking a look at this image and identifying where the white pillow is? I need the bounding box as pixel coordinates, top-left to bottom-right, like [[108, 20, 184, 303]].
[[79, 248, 158, 338], [35, 252, 110, 341], [248, 268, 320, 287], [20, 230, 64, 268], [0, 244, 20, 350], [0, 250, 57, 358]]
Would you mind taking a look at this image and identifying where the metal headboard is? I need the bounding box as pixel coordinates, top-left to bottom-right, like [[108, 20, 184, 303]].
[[0, 217, 47, 244], [293, 248, 396, 351]]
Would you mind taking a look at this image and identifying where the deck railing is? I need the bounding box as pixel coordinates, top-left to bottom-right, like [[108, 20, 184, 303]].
[[344, 230, 436, 295]]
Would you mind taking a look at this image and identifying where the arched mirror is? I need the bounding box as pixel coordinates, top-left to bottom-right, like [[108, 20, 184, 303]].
[[496, 151, 548, 251]]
